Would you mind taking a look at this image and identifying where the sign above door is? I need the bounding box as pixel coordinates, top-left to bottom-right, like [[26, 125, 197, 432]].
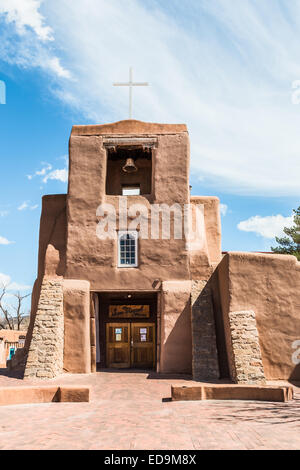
[[109, 305, 150, 319]]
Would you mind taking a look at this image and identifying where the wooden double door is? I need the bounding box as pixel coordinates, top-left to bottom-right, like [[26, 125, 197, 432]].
[[106, 323, 155, 369]]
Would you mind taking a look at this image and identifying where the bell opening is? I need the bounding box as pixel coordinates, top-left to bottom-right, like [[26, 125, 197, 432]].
[[106, 145, 152, 196]]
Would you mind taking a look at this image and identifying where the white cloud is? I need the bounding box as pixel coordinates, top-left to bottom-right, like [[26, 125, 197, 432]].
[[0, 273, 10, 285], [8, 281, 32, 291], [0, 210, 9, 217], [0, 0, 70, 79], [27, 163, 52, 180], [42, 168, 68, 183], [18, 201, 29, 211], [238, 214, 294, 239], [2, 1, 300, 195], [36, 165, 51, 176], [28, 161, 68, 184], [0, 235, 14, 245], [46, 56, 71, 79], [0, 0, 53, 41], [17, 200, 39, 211], [0, 273, 31, 291], [220, 204, 228, 217]]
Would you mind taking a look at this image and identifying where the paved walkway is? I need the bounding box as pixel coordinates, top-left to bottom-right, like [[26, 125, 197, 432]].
[[0, 370, 299, 450]]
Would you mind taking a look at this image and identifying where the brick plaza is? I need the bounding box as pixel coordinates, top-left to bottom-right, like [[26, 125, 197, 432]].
[[0, 370, 299, 450]]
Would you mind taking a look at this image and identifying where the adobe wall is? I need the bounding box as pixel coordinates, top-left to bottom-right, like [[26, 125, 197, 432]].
[[189, 196, 222, 280], [71, 120, 187, 136], [63, 280, 91, 374], [37, 195, 67, 279], [159, 281, 192, 374], [25, 195, 67, 353], [65, 121, 191, 290], [0, 330, 27, 368], [0, 340, 5, 367], [218, 252, 300, 381]]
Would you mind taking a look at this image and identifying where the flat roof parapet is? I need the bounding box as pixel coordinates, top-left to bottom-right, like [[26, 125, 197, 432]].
[[71, 120, 188, 136]]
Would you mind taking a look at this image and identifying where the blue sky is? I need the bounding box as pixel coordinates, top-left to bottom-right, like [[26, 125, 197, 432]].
[[0, 0, 299, 300]]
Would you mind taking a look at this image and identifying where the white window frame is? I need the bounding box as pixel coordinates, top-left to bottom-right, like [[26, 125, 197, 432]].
[[118, 231, 138, 268]]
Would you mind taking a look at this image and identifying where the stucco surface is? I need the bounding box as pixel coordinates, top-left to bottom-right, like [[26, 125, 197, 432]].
[[160, 281, 192, 374], [63, 280, 91, 375], [38, 195, 67, 279], [171, 384, 293, 402], [71, 119, 188, 136], [218, 253, 300, 381], [65, 131, 191, 291], [189, 197, 222, 279], [0, 385, 89, 406]]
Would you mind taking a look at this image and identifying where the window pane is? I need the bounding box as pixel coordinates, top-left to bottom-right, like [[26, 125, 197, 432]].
[[119, 232, 137, 267], [122, 187, 141, 196]]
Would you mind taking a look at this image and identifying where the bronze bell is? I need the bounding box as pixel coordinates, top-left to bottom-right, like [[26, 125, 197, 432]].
[[122, 157, 138, 173]]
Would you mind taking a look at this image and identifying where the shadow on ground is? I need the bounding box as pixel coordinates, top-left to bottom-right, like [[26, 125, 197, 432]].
[[205, 396, 300, 425], [97, 367, 193, 381], [0, 368, 24, 380]]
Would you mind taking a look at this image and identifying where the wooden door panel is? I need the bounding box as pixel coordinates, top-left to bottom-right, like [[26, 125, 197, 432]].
[[131, 323, 155, 369], [106, 323, 130, 368], [132, 347, 153, 365]]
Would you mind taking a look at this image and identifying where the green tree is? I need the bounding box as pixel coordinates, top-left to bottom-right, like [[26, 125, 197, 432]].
[[271, 207, 300, 261]]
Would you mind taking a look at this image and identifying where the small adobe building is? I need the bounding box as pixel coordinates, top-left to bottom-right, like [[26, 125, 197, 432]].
[[0, 330, 26, 368], [16, 120, 300, 383]]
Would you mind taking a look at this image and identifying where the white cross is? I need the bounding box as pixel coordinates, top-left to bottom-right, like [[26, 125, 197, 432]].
[[113, 67, 149, 119]]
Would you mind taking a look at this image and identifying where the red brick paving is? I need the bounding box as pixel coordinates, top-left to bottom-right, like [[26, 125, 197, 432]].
[[0, 369, 299, 450]]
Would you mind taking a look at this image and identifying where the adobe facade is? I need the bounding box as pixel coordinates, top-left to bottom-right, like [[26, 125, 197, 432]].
[[0, 330, 26, 368], [17, 120, 300, 383]]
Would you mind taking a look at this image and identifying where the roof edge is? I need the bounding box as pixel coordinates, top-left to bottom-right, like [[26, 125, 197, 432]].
[[71, 120, 188, 136]]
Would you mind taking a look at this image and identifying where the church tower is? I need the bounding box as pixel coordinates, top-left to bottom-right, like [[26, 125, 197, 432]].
[[21, 120, 223, 379]]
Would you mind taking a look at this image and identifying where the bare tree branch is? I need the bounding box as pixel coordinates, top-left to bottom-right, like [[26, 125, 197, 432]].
[[12, 292, 30, 330], [0, 284, 30, 330]]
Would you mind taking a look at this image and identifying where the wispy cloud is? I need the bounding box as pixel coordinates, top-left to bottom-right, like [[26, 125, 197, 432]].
[[28, 160, 68, 184], [238, 214, 294, 239], [0, 272, 31, 291], [27, 163, 52, 180], [18, 201, 29, 211], [1, 1, 300, 196], [0, 235, 14, 245], [0, 0, 53, 40], [42, 168, 68, 183], [0, 210, 9, 217], [0, 0, 71, 78], [17, 201, 38, 211], [220, 204, 228, 217]]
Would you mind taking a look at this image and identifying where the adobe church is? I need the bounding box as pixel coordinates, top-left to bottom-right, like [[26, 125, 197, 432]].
[[15, 120, 300, 383]]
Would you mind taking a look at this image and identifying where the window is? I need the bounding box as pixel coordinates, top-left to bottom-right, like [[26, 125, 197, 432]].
[[118, 231, 138, 268], [122, 185, 141, 196]]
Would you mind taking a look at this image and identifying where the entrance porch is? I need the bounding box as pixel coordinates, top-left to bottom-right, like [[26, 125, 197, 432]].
[[96, 292, 158, 370]]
